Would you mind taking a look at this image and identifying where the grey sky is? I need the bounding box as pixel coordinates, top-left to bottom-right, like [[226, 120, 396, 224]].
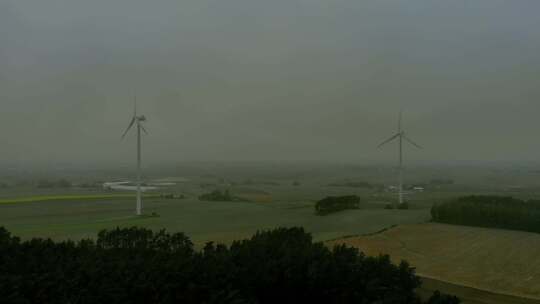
[[1, 0, 539, 164]]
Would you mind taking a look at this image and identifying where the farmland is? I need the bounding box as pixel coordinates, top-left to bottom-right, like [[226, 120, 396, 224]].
[[418, 278, 540, 304], [0, 163, 490, 242], [0, 193, 430, 244], [2, 162, 540, 244], [0, 193, 160, 204], [2, 163, 540, 302], [330, 223, 540, 301]]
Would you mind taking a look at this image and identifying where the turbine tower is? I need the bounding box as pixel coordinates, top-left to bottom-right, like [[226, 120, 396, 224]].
[[378, 111, 422, 208], [121, 99, 148, 216]]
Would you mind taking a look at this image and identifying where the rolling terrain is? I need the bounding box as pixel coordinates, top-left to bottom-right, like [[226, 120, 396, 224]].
[[0, 193, 430, 245], [329, 223, 540, 301], [3, 164, 540, 303], [418, 277, 540, 304]]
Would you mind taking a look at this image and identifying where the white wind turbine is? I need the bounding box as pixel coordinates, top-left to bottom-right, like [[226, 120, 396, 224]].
[[121, 99, 148, 216], [378, 111, 422, 208]]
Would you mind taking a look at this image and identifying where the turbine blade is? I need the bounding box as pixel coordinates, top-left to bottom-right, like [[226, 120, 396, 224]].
[[140, 124, 148, 135], [403, 134, 422, 149], [398, 110, 403, 132], [134, 96, 137, 117], [377, 133, 400, 148], [121, 117, 136, 139]]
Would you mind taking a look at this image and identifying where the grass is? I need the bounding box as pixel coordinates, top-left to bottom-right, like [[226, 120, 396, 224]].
[[0, 174, 534, 245], [0, 191, 431, 245]]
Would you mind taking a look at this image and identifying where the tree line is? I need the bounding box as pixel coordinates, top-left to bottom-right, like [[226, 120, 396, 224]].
[[327, 181, 383, 190], [199, 189, 235, 201], [0, 226, 459, 303], [315, 195, 361, 215], [431, 195, 540, 233]]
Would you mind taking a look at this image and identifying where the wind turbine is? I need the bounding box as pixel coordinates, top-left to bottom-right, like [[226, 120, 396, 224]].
[[378, 111, 422, 208], [121, 98, 148, 216]]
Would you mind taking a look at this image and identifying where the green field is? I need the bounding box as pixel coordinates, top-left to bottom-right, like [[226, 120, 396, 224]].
[[0, 193, 160, 204], [0, 194, 431, 244], [2, 163, 540, 245]]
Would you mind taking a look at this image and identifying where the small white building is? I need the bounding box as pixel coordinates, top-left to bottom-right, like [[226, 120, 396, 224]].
[[413, 186, 425, 192], [387, 186, 398, 192]]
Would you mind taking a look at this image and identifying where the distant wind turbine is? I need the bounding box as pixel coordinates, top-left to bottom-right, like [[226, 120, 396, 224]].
[[378, 111, 422, 208], [121, 98, 148, 216]]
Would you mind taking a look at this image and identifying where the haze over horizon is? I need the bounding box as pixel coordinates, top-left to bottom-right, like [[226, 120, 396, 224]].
[[2, 0, 539, 165]]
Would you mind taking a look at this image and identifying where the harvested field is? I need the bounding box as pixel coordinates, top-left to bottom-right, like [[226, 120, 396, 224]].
[[329, 223, 540, 300], [418, 277, 540, 304]]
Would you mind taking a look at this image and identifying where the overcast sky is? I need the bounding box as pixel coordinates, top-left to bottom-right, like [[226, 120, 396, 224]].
[[1, 0, 540, 165]]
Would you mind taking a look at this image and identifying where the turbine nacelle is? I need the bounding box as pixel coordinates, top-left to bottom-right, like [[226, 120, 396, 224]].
[[378, 114, 421, 150], [121, 107, 148, 139]]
